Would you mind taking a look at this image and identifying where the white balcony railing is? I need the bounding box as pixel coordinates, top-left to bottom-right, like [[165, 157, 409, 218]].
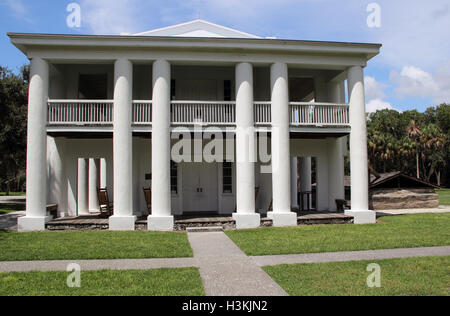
[[171, 101, 235, 125], [132, 100, 152, 124], [47, 100, 349, 127], [48, 100, 113, 125], [290, 102, 349, 126]]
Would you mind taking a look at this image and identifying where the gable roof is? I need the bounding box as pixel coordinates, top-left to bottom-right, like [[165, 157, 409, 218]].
[[134, 19, 261, 39], [344, 172, 441, 189]]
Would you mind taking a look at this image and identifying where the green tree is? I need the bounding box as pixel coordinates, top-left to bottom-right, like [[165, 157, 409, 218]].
[[0, 65, 29, 194]]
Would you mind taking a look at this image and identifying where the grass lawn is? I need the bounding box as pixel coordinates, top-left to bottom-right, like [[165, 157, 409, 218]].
[[0, 203, 25, 215], [264, 256, 450, 296], [226, 213, 450, 256], [0, 268, 204, 296], [437, 189, 450, 206], [0, 192, 25, 197], [0, 230, 193, 261]]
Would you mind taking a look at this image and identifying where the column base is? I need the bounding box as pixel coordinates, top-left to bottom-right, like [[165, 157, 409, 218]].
[[267, 212, 297, 227], [148, 215, 174, 231], [232, 213, 261, 229], [345, 210, 376, 224], [109, 215, 136, 231], [18, 216, 51, 232]]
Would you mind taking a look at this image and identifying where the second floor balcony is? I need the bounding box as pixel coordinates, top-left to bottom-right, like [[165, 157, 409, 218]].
[[47, 100, 350, 128]]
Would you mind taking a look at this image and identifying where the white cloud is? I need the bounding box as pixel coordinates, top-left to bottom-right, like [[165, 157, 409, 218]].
[[4, 0, 26, 16], [390, 64, 450, 104], [80, 0, 142, 34], [365, 76, 386, 100], [366, 99, 395, 113]]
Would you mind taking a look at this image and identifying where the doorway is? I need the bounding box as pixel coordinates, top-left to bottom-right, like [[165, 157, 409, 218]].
[[182, 162, 219, 213]]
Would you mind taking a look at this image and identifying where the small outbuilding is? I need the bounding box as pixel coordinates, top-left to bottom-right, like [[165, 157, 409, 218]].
[[369, 172, 440, 210], [345, 172, 440, 210]]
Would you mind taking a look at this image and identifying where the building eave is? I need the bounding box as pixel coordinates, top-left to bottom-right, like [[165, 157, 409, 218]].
[[8, 32, 381, 61]]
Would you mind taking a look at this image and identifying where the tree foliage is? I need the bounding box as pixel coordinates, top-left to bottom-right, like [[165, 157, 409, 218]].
[[0, 65, 29, 193], [367, 104, 450, 187]]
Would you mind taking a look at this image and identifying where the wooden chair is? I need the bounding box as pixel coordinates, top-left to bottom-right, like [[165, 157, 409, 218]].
[[97, 188, 113, 217], [143, 187, 152, 215]]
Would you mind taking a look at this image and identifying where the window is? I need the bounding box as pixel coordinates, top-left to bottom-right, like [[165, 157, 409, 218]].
[[170, 160, 178, 194], [78, 74, 107, 99], [222, 161, 233, 194], [171, 79, 176, 100], [224, 80, 231, 101]]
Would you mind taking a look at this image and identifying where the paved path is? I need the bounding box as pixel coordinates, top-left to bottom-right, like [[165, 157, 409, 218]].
[[187, 231, 288, 296], [0, 257, 196, 273], [377, 206, 450, 216], [251, 246, 450, 266], [0, 211, 25, 231]]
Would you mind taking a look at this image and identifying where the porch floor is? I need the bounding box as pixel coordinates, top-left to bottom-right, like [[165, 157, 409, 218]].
[[46, 211, 353, 230]]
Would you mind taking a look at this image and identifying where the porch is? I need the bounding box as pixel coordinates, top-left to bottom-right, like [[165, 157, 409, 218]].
[[46, 211, 354, 231]]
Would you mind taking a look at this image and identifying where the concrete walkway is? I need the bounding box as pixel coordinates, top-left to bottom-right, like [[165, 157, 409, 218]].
[[0, 211, 25, 231], [377, 206, 450, 216], [187, 231, 288, 296], [251, 246, 450, 266]]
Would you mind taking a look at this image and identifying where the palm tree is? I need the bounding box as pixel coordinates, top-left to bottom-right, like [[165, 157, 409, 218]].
[[406, 120, 422, 178]]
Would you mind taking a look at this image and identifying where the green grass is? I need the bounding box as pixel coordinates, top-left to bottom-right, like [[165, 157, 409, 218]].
[[264, 256, 450, 296], [0, 230, 193, 261], [0, 203, 25, 214], [226, 213, 450, 256], [437, 189, 450, 206], [0, 192, 25, 197], [0, 268, 204, 296]]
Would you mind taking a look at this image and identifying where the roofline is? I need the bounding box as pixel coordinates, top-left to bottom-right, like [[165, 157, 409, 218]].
[[134, 19, 261, 38], [7, 32, 381, 60], [370, 172, 441, 189]]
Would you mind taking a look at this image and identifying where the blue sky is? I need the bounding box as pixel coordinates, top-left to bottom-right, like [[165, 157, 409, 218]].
[[1, 0, 449, 112]]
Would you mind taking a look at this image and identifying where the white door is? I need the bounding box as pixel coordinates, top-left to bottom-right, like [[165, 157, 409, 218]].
[[182, 163, 218, 213]]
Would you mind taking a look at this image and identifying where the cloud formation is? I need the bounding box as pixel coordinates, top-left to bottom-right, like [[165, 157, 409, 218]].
[[390, 65, 450, 104]]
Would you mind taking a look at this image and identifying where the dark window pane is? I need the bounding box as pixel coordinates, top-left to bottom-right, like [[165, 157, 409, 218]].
[[78, 74, 107, 99]]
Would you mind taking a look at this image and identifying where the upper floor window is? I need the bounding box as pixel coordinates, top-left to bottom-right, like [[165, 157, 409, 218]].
[[171, 79, 176, 100], [78, 74, 107, 99], [224, 80, 232, 101]]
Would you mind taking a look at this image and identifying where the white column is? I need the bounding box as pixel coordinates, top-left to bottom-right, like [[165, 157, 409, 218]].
[[100, 158, 107, 188], [77, 158, 89, 215], [233, 62, 260, 228], [327, 138, 345, 211], [47, 136, 67, 218], [299, 157, 312, 210], [89, 158, 100, 212], [18, 57, 49, 231], [110, 58, 136, 230], [268, 62, 297, 226], [327, 81, 346, 212], [148, 59, 173, 231], [290, 157, 299, 210], [346, 66, 375, 223]]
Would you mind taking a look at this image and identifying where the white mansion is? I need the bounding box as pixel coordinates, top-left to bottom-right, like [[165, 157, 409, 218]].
[[9, 20, 381, 231]]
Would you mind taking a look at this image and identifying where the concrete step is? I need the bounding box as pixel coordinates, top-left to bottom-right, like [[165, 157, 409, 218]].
[[186, 226, 224, 233]]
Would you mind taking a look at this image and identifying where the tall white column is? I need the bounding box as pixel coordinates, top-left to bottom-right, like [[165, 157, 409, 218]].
[[100, 158, 107, 188], [110, 58, 136, 230], [18, 57, 49, 231], [346, 66, 375, 223], [77, 158, 89, 215], [290, 157, 299, 209], [47, 136, 67, 218], [148, 59, 173, 231], [327, 138, 345, 211], [299, 157, 312, 210], [327, 81, 346, 212], [89, 158, 100, 212], [233, 62, 260, 228], [268, 62, 297, 226]]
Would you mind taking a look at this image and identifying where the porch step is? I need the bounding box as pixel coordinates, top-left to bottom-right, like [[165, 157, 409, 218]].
[[186, 226, 224, 233]]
